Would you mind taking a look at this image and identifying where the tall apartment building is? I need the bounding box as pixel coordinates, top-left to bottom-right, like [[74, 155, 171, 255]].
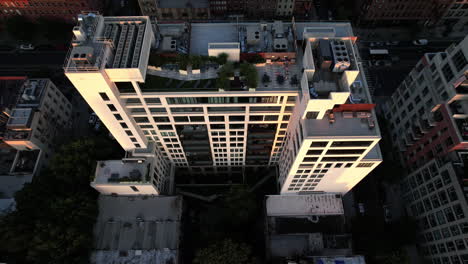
[[64, 13, 382, 196], [0, 0, 102, 22], [381, 36, 468, 264], [0, 78, 72, 210], [382, 36, 468, 170], [401, 153, 468, 264], [356, 0, 468, 32], [438, 0, 468, 33]]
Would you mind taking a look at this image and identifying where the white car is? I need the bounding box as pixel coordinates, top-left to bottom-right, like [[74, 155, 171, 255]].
[[358, 203, 365, 214], [19, 44, 35, 50], [413, 39, 428, 46]]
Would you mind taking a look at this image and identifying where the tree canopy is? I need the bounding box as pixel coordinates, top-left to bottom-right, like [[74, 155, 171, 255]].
[[194, 239, 256, 264], [0, 137, 122, 264]]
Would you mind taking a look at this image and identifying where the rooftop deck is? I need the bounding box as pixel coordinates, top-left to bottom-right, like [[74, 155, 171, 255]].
[[266, 194, 344, 216], [94, 160, 151, 184], [304, 111, 379, 137]]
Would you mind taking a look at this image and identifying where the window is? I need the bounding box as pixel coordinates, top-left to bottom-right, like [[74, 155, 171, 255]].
[[120, 122, 128, 128], [452, 50, 468, 71], [107, 104, 117, 111], [306, 111, 319, 119], [209, 116, 225, 122], [357, 162, 374, 168], [134, 117, 149, 123], [99, 92, 109, 101], [441, 63, 454, 82], [130, 186, 139, 192], [445, 137, 454, 148], [229, 116, 245, 121], [190, 116, 205, 122], [115, 82, 135, 93], [331, 141, 373, 147], [174, 116, 189, 122], [154, 117, 170, 123], [114, 114, 123, 120], [145, 98, 161, 104]]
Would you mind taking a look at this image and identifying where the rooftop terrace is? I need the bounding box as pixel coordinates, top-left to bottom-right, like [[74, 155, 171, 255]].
[[304, 110, 379, 137], [94, 160, 151, 184], [266, 194, 344, 216]]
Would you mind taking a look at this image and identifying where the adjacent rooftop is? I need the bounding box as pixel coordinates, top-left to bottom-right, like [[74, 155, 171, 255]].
[[93, 160, 151, 184], [65, 13, 150, 72], [92, 195, 182, 264], [304, 110, 379, 137], [266, 194, 344, 216]]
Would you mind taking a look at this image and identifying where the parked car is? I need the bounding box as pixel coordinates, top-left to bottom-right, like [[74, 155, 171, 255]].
[[358, 203, 365, 214], [413, 39, 428, 46], [385, 41, 399, 46], [19, 44, 35, 50], [88, 113, 97, 124]]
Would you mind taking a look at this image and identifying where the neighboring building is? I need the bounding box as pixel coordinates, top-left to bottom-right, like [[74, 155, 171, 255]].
[[382, 36, 468, 170], [265, 194, 364, 262], [438, 0, 468, 34], [65, 13, 382, 195], [65, 14, 174, 196], [0, 78, 72, 205], [91, 195, 183, 264], [137, 0, 313, 20], [400, 153, 468, 264], [137, 0, 211, 21], [356, 0, 468, 32], [0, 0, 102, 22], [380, 36, 468, 264]]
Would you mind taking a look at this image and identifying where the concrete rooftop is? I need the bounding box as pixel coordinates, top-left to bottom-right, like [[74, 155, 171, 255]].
[[94, 160, 150, 184], [266, 194, 344, 216], [304, 112, 379, 137]]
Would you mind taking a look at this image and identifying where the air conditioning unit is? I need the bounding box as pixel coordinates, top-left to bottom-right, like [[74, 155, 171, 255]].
[[330, 40, 350, 72]]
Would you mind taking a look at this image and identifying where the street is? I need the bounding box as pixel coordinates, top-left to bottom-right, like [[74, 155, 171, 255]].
[[0, 50, 67, 76]]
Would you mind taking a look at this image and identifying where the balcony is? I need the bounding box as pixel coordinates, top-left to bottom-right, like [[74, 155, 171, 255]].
[[449, 100, 468, 119], [93, 160, 151, 184], [455, 118, 468, 141], [3, 130, 32, 141]]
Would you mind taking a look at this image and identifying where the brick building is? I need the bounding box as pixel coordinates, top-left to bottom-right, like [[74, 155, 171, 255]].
[[0, 0, 102, 22], [356, 0, 467, 29]]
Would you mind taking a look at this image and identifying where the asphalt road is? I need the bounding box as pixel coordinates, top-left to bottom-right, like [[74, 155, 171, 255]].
[[0, 50, 67, 76]]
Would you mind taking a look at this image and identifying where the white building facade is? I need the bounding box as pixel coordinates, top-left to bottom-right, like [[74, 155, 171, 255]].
[[65, 13, 382, 195]]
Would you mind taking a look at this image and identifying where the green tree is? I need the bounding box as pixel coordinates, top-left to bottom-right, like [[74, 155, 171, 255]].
[[221, 185, 257, 226], [6, 16, 36, 41], [194, 239, 255, 264], [240, 63, 258, 88], [0, 137, 121, 264], [216, 53, 229, 65], [377, 249, 411, 264]]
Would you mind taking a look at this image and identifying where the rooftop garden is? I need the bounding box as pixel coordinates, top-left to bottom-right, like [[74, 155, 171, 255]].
[[139, 75, 217, 92], [216, 62, 258, 90], [149, 53, 229, 70], [146, 52, 260, 90]]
